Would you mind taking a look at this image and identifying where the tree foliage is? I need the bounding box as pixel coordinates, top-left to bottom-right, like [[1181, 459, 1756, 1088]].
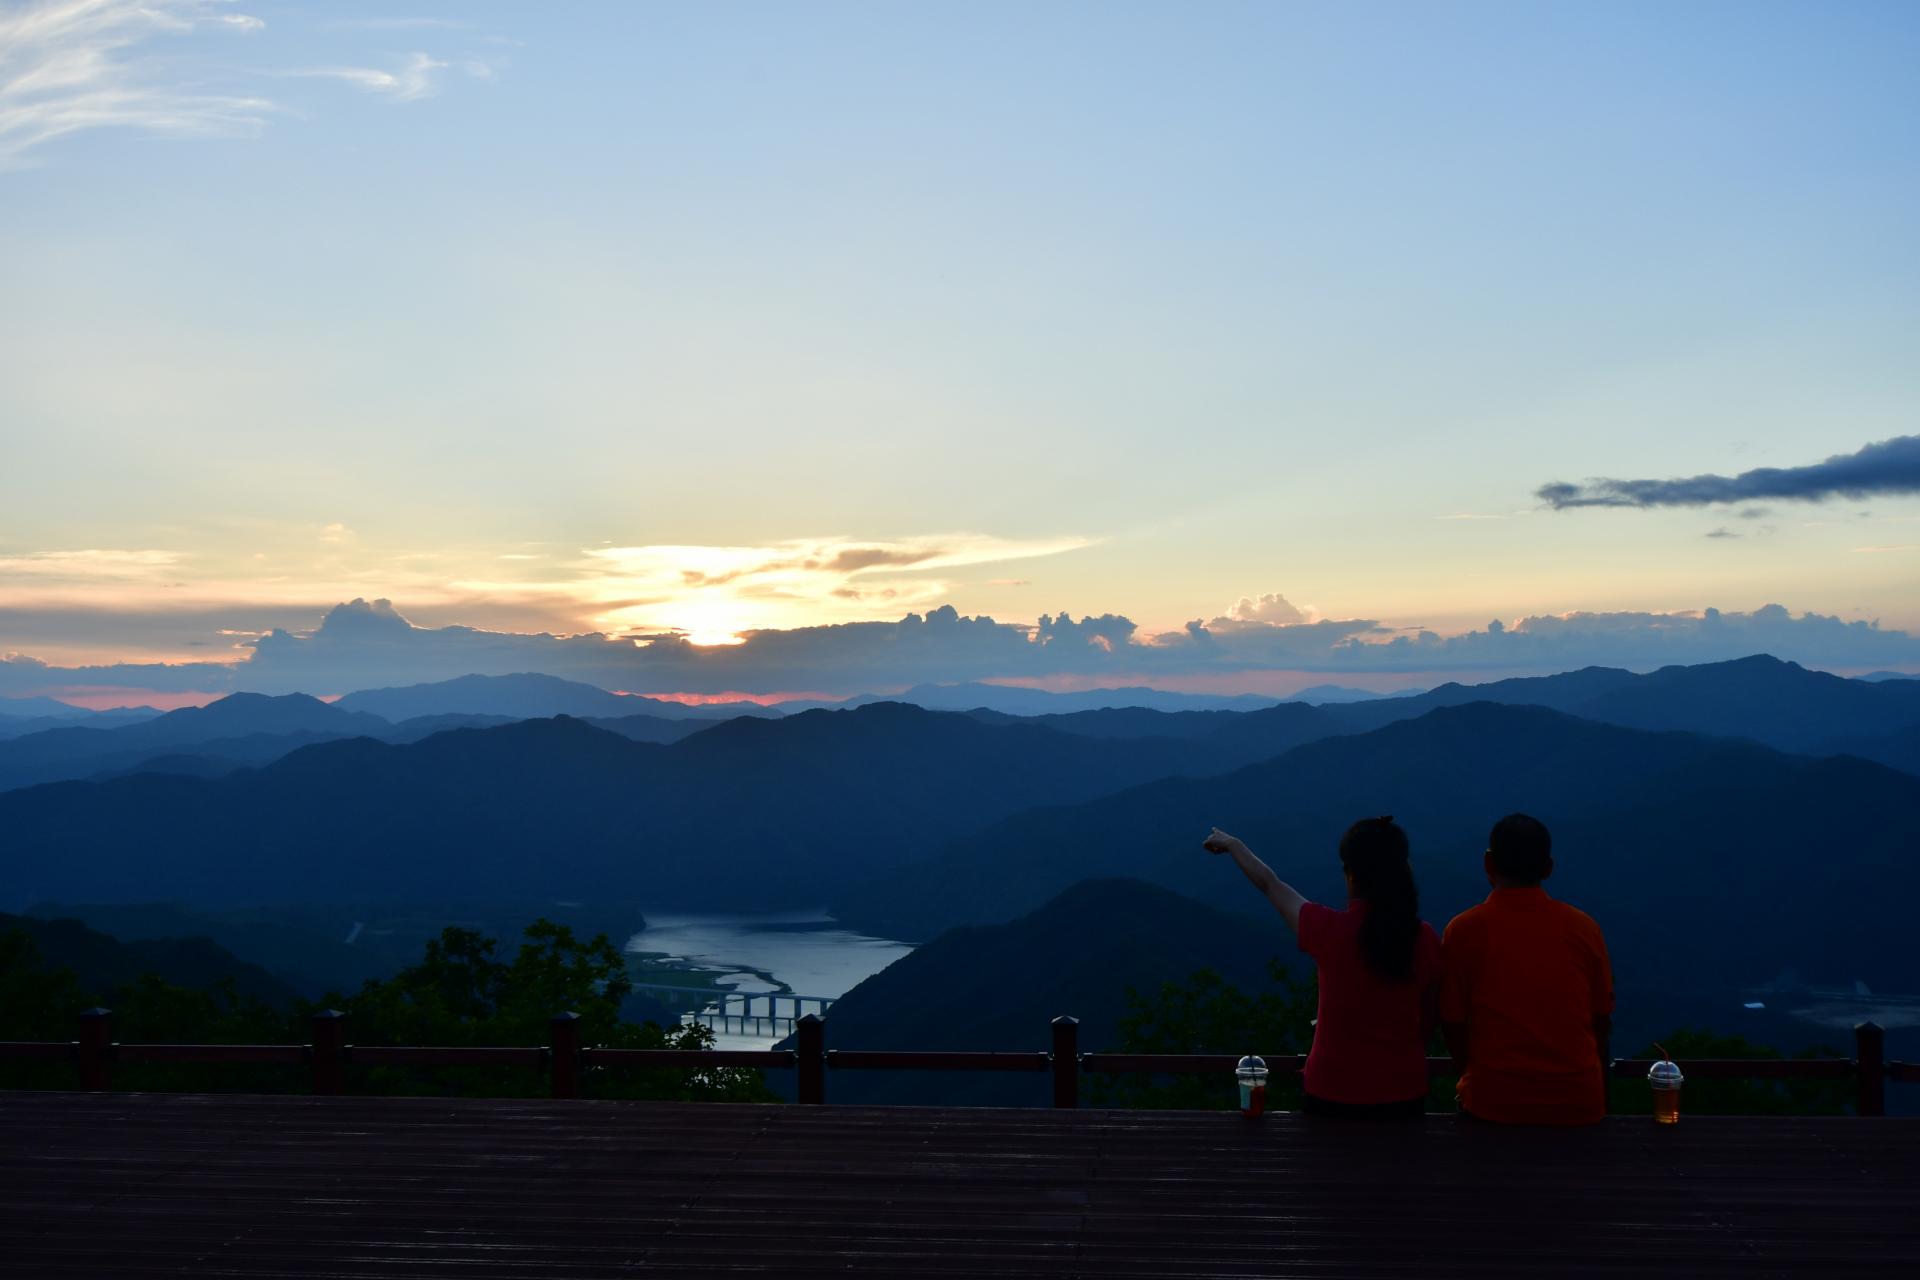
[[0, 920, 775, 1102], [335, 920, 772, 1101], [1608, 1028, 1852, 1117], [1088, 961, 1315, 1111]]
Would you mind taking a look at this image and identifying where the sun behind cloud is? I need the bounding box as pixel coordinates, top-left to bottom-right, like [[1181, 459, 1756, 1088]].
[[445, 533, 1098, 645]]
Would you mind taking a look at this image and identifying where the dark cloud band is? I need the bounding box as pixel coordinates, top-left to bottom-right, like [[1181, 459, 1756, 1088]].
[[4, 598, 1918, 699], [1538, 435, 1920, 509]]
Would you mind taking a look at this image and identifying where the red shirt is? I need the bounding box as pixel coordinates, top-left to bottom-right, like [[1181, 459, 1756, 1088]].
[[1440, 887, 1613, 1125], [1297, 901, 1442, 1105]]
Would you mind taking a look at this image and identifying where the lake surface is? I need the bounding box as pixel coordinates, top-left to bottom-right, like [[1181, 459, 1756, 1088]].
[[622, 912, 912, 1049]]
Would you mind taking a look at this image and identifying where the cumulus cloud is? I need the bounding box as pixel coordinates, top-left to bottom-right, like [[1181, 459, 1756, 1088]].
[[1538, 436, 1920, 510], [1219, 592, 1309, 627], [5, 596, 1917, 701]]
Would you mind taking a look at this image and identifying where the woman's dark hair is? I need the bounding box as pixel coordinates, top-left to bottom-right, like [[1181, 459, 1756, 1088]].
[[1339, 816, 1420, 982]]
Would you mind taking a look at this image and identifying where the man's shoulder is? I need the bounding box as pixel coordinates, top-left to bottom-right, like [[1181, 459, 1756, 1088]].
[[1549, 898, 1605, 932], [1442, 902, 1490, 943]]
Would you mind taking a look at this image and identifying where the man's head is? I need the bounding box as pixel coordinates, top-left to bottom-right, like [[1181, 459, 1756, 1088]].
[[1484, 812, 1553, 887]]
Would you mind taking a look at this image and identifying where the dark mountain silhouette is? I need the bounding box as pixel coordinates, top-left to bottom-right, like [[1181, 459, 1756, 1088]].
[[1325, 655, 1920, 756], [1, 911, 302, 1006], [382, 713, 521, 741], [0, 704, 1223, 911], [0, 695, 101, 719], [979, 656, 1920, 774], [0, 702, 544, 794], [1823, 724, 1920, 778], [1571, 656, 1920, 753], [334, 672, 779, 722], [0, 701, 161, 741], [962, 705, 1352, 785], [580, 713, 721, 745], [965, 705, 1256, 741], [0, 715, 87, 743], [784, 683, 1282, 715], [93, 751, 255, 782], [24, 899, 650, 999], [833, 703, 1920, 1004], [1287, 684, 1398, 704], [787, 879, 1290, 1107], [0, 693, 391, 792]]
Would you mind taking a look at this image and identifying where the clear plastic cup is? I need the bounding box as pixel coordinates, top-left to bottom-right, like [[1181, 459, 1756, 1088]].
[[1648, 1058, 1683, 1124], [1237, 1054, 1269, 1117]]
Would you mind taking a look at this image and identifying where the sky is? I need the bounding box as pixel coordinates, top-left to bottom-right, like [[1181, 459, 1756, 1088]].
[[2, 1, 1918, 702]]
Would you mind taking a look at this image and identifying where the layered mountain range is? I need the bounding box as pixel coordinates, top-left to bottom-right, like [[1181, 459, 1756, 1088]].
[[3, 655, 1917, 1052]]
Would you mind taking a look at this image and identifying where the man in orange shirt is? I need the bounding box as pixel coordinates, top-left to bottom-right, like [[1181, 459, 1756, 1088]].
[[1440, 813, 1613, 1125]]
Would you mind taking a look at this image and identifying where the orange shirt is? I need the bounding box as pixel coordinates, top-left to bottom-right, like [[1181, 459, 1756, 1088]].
[[1440, 887, 1613, 1125]]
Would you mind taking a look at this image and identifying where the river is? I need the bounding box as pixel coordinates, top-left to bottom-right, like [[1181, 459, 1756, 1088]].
[[623, 912, 912, 1050]]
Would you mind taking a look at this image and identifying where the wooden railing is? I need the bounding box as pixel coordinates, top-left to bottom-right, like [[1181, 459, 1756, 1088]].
[[2, 1009, 1908, 1115]]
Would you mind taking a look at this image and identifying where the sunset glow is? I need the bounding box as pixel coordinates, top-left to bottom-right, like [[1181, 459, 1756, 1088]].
[[0, 2, 1914, 697]]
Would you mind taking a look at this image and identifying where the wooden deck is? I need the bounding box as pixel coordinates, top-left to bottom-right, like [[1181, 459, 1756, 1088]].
[[3, 1092, 1916, 1277]]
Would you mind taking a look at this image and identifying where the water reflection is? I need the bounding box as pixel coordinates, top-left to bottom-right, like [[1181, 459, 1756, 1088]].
[[624, 912, 912, 1050]]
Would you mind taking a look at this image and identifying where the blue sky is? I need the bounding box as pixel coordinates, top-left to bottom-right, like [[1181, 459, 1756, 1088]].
[[2, 1, 1917, 695]]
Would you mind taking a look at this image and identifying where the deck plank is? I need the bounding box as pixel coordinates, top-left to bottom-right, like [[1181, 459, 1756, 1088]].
[[2, 1092, 1916, 1277]]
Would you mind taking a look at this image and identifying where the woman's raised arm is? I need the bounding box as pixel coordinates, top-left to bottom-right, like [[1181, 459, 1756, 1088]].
[[1203, 827, 1307, 932]]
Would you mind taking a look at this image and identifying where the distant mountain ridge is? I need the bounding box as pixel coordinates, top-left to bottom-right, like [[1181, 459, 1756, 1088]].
[[1334, 655, 1920, 753], [0, 698, 162, 742], [787, 683, 1286, 715], [834, 701, 1920, 1002], [0, 693, 393, 792], [1, 911, 302, 1007], [984, 655, 1920, 774], [0, 703, 1227, 910], [334, 673, 781, 722], [12, 654, 1912, 797]]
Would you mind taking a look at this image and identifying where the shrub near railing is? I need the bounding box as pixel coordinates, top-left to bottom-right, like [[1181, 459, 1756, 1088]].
[[2, 1009, 1907, 1116]]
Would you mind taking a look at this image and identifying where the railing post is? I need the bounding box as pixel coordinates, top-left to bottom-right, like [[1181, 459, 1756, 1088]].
[[796, 1014, 825, 1105], [550, 1011, 582, 1099], [1856, 1021, 1885, 1117], [311, 1009, 348, 1096], [76, 1008, 112, 1091], [1051, 1016, 1079, 1109]]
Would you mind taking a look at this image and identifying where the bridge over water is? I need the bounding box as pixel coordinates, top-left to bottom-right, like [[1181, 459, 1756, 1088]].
[[629, 983, 837, 1038]]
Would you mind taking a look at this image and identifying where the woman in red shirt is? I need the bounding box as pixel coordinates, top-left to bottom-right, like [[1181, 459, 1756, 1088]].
[[1204, 817, 1441, 1118]]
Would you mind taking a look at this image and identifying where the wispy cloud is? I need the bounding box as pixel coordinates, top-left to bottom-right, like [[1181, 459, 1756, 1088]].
[[0, 548, 182, 579], [1538, 435, 1920, 510], [0, 0, 506, 165], [475, 534, 1099, 645], [323, 17, 468, 32], [0, 0, 273, 167], [284, 51, 447, 102]]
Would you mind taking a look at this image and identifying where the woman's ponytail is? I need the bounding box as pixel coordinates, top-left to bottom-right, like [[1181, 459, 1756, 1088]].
[[1340, 816, 1420, 982]]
